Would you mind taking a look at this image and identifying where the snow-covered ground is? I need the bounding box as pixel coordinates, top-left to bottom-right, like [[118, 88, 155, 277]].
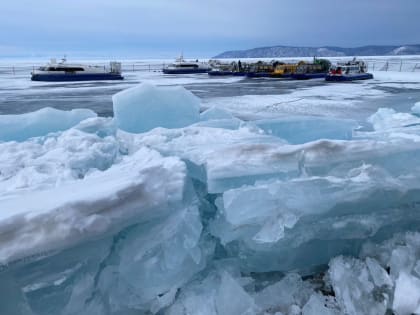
[[1, 62, 420, 315]]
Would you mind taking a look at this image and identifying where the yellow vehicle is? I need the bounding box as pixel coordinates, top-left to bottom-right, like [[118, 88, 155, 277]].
[[247, 60, 302, 78], [271, 62, 301, 77], [246, 61, 275, 77]]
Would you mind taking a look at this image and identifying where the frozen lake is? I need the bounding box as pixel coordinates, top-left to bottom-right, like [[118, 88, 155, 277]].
[[1, 57, 420, 122], [2, 57, 420, 315]]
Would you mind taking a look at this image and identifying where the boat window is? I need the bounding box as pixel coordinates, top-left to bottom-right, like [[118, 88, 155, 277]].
[[180, 64, 198, 68], [62, 67, 84, 71], [47, 67, 85, 71]]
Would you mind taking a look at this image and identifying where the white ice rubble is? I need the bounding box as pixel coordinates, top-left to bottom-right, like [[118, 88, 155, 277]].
[[1, 83, 420, 314]]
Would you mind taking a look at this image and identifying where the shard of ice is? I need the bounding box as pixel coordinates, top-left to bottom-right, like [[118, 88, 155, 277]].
[[412, 101, 420, 115], [112, 83, 200, 133], [255, 116, 357, 144], [0, 107, 96, 142]]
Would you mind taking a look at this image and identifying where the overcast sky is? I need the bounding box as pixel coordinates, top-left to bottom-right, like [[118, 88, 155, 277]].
[[1, 0, 419, 58]]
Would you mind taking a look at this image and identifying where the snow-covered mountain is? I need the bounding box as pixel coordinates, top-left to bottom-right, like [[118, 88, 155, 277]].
[[214, 44, 420, 58]]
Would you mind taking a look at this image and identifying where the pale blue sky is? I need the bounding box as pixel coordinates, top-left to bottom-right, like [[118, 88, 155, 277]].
[[1, 0, 419, 58]]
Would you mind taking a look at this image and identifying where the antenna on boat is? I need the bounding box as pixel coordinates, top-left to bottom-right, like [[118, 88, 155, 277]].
[[176, 51, 184, 63], [61, 55, 67, 64]]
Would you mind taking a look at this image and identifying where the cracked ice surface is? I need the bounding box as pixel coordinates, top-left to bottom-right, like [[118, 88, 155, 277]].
[[1, 82, 420, 314]]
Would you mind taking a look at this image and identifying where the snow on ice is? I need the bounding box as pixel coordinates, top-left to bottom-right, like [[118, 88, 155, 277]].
[[1, 82, 420, 314]]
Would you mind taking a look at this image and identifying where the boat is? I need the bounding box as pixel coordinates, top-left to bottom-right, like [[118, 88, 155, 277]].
[[325, 59, 373, 81], [208, 60, 248, 76], [246, 61, 274, 78], [246, 61, 298, 78], [162, 55, 210, 74], [291, 58, 331, 80], [270, 62, 299, 78], [31, 57, 123, 81]]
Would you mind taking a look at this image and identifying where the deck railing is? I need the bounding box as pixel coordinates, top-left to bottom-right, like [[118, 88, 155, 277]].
[[0, 63, 167, 76]]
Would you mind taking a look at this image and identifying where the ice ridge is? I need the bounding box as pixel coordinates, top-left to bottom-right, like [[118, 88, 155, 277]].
[[1, 84, 420, 314]]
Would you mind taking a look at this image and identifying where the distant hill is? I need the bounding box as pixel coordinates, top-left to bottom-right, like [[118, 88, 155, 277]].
[[214, 44, 420, 58]]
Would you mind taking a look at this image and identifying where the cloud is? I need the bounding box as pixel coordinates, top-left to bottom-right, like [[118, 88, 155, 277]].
[[1, 0, 419, 57]]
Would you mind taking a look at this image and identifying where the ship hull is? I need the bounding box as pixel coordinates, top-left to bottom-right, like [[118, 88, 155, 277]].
[[162, 68, 209, 74], [292, 73, 327, 80], [208, 71, 247, 76], [31, 73, 124, 82], [208, 70, 234, 76], [247, 72, 293, 79], [246, 72, 272, 78], [325, 73, 373, 81]]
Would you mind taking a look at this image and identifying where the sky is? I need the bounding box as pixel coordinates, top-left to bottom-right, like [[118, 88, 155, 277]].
[[1, 0, 419, 59]]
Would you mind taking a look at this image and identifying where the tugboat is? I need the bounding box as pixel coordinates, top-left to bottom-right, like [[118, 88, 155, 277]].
[[31, 57, 123, 81], [163, 54, 210, 74], [291, 58, 331, 80], [325, 58, 373, 81]]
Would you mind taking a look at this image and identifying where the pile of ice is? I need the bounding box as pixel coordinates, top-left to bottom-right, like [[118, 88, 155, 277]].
[[369, 107, 420, 130], [168, 232, 420, 315], [1, 83, 420, 315]]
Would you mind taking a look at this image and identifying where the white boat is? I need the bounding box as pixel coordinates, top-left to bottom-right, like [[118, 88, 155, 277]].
[[31, 57, 123, 81], [326, 58, 373, 81], [162, 55, 210, 74]]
